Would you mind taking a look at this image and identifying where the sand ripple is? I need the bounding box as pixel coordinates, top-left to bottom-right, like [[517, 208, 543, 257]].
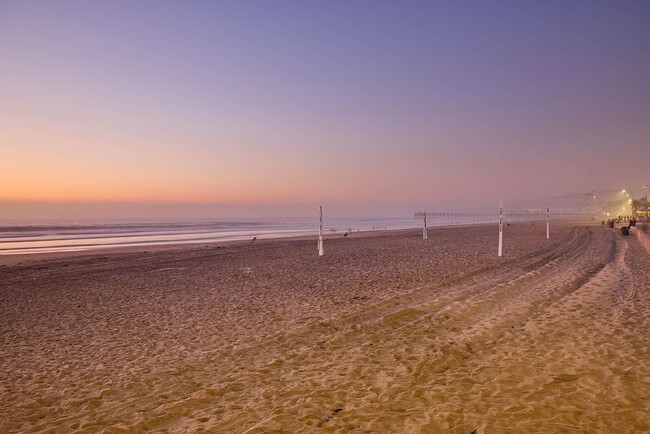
[[2, 223, 649, 432]]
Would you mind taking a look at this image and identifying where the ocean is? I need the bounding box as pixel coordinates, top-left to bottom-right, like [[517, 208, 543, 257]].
[[0, 217, 469, 256], [0, 215, 501, 256], [0, 217, 495, 256]]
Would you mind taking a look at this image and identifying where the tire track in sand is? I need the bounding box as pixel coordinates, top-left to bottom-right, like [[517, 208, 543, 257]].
[[136, 225, 649, 433]]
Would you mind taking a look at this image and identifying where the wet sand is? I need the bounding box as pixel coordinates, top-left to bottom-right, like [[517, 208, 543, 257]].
[[1, 223, 649, 433]]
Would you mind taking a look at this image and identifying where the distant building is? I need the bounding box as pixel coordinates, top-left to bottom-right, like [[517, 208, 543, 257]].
[[636, 194, 650, 218]]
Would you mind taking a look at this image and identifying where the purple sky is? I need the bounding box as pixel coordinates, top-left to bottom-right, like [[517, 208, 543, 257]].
[[1, 1, 649, 219]]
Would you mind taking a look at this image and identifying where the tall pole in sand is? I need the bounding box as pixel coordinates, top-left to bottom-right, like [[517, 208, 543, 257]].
[[546, 207, 550, 240], [498, 202, 504, 257], [423, 211, 428, 240], [318, 205, 324, 256]]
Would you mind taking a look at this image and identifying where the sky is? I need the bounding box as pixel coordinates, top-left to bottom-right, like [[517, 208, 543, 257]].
[[1, 0, 649, 220]]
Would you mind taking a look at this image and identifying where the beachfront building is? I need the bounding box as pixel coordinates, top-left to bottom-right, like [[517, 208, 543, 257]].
[[634, 195, 650, 219]]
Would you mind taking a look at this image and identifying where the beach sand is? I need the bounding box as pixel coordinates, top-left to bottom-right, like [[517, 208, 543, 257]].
[[1, 223, 649, 433]]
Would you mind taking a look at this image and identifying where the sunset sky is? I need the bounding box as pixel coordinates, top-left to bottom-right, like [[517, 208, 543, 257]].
[[1, 1, 649, 219]]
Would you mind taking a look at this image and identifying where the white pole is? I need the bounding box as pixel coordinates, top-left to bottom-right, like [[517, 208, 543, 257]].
[[318, 205, 324, 256], [498, 202, 503, 257], [423, 211, 428, 239], [546, 207, 550, 239]]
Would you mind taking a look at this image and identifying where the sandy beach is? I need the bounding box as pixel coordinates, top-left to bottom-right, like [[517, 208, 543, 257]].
[[1, 222, 649, 433]]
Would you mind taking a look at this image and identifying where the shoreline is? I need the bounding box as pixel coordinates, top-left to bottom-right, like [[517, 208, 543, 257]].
[[0, 219, 597, 266], [0, 221, 490, 266]]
